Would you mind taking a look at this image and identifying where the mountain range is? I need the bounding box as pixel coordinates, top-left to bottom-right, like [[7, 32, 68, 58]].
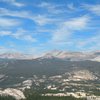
[[0, 50, 100, 99], [0, 50, 100, 62]]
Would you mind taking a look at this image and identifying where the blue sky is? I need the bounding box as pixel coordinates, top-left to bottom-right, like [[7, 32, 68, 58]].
[[0, 0, 100, 54]]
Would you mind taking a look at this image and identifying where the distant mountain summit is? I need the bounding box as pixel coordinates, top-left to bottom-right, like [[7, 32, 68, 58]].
[[41, 50, 96, 61]]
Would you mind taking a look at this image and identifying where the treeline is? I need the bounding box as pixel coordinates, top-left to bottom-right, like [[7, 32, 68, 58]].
[[24, 90, 86, 100], [0, 95, 86, 100], [0, 95, 16, 100], [26, 95, 86, 100], [0, 89, 87, 100]]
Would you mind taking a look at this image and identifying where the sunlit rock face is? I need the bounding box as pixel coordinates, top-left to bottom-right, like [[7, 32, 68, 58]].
[[0, 88, 25, 100], [68, 70, 98, 81]]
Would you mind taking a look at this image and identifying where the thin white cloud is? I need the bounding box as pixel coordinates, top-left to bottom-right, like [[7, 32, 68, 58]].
[[1, 0, 25, 7], [32, 15, 51, 26], [0, 29, 37, 42], [0, 46, 23, 54], [38, 2, 65, 14], [64, 15, 89, 30], [0, 8, 31, 18], [67, 3, 75, 10], [0, 31, 11, 36], [0, 8, 57, 26], [13, 29, 37, 42], [51, 16, 90, 43], [83, 4, 100, 16], [77, 32, 100, 50], [0, 46, 9, 53], [0, 17, 20, 27]]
